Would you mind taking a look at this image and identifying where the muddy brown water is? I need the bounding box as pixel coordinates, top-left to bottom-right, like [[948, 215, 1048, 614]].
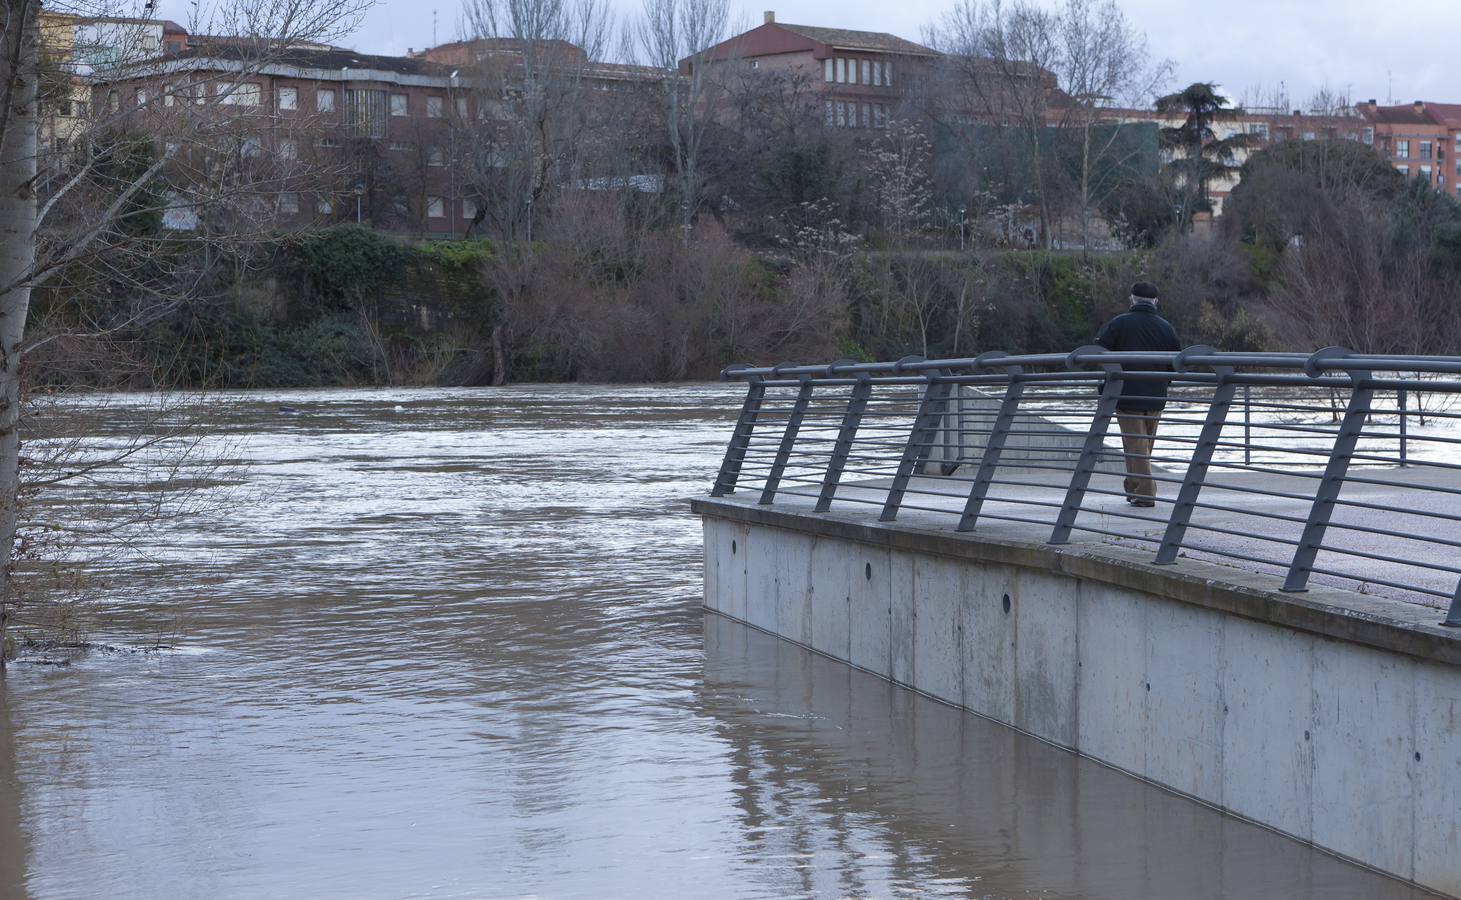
[[0, 385, 1431, 898]]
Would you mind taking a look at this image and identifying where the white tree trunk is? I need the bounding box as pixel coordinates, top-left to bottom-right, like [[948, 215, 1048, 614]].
[[0, 0, 38, 668]]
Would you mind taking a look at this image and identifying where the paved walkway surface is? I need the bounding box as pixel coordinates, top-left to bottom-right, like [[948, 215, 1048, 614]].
[[750, 463, 1461, 618]]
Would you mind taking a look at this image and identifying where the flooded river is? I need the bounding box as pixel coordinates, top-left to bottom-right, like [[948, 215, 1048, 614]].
[[0, 385, 1430, 898]]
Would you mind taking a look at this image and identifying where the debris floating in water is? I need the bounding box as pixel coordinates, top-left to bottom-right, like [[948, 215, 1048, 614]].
[[394, 405, 405, 412], [278, 406, 299, 415]]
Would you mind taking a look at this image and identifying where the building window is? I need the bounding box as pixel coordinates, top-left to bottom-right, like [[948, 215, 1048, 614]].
[[749, 59, 759, 69], [279, 193, 299, 215], [223, 83, 261, 106], [835, 101, 846, 127], [1363, 127, 1374, 145], [134, 88, 147, 107], [454, 96, 467, 118], [427, 146, 445, 166], [1420, 165, 1432, 180], [836, 58, 845, 83], [873, 60, 882, 87], [463, 198, 478, 219], [1301, 131, 1315, 141], [824, 58, 833, 82], [426, 196, 445, 217], [862, 102, 871, 127], [861, 59, 871, 85], [278, 87, 298, 110], [317, 197, 333, 214], [824, 99, 833, 125], [162, 83, 174, 107], [317, 137, 342, 148], [390, 93, 408, 116], [1246, 122, 1268, 139], [108, 90, 119, 112], [278, 138, 297, 160], [194, 82, 206, 104], [426, 96, 444, 117], [883, 61, 893, 87], [873, 104, 885, 128], [1421, 141, 1434, 160], [318, 88, 336, 112], [388, 140, 415, 152], [1396, 140, 1410, 158], [241, 135, 262, 157], [1397, 164, 1409, 175]]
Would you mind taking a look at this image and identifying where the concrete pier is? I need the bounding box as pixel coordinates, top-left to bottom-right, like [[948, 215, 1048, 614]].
[[695, 491, 1461, 896]]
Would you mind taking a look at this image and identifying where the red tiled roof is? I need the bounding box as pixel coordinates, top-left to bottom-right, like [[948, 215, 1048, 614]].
[[774, 23, 936, 57], [1360, 103, 1441, 126]]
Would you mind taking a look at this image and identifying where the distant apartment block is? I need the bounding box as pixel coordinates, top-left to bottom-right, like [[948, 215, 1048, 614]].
[[1359, 100, 1461, 196], [88, 37, 665, 236]]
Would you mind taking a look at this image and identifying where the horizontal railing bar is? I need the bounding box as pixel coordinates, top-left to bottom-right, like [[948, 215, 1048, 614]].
[[1305, 566, 1452, 600]]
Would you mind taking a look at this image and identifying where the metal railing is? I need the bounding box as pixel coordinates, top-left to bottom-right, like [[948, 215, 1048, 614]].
[[709, 347, 1461, 628]]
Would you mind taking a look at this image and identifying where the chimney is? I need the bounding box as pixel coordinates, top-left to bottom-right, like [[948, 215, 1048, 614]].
[[764, 10, 775, 24], [1415, 100, 1426, 111]]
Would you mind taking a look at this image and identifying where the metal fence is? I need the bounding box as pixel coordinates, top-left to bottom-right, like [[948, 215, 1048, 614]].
[[709, 347, 1461, 628]]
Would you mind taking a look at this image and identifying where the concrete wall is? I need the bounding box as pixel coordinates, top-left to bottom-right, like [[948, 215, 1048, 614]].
[[932, 385, 1128, 475], [700, 507, 1461, 896]]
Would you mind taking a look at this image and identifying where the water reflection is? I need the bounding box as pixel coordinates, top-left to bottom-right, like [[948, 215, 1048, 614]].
[[0, 688, 30, 899], [701, 615, 1425, 899]]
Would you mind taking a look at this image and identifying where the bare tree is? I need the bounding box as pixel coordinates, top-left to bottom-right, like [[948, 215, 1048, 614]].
[[1051, 0, 1169, 251], [636, 0, 731, 245], [0, 0, 372, 666], [865, 121, 934, 247], [460, 0, 616, 241], [927, 0, 1063, 248]]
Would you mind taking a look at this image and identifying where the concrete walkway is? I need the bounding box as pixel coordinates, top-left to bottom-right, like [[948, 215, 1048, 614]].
[[751, 462, 1461, 618]]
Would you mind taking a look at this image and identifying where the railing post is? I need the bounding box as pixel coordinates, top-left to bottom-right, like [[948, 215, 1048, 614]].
[[1283, 349, 1371, 593], [1155, 347, 1231, 565], [957, 353, 1023, 532], [759, 374, 814, 505], [939, 382, 966, 475], [814, 373, 873, 513], [1243, 384, 1252, 467], [880, 362, 952, 522], [711, 374, 765, 497], [1445, 584, 1461, 628], [1398, 387, 1408, 467], [1050, 347, 1124, 545]]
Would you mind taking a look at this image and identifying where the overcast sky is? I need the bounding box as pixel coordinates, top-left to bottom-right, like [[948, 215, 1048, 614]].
[[162, 0, 1461, 107]]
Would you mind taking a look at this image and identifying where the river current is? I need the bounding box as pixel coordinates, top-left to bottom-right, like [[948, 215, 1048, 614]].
[[0, 385, 1427, 898]]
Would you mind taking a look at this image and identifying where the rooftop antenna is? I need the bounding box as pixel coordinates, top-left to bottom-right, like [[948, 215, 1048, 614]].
[[433, 10, 439, 47], [1387, 70, 1393, 106]]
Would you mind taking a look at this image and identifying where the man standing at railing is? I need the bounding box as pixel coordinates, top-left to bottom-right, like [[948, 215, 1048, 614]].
[[1095, 282, 1181, 507]]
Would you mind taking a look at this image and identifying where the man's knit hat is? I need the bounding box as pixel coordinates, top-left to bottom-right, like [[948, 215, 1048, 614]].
[[1130, 282, 1159, 300]]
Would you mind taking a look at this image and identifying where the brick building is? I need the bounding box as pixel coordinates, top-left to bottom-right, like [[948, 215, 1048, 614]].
[[92, 37, 667, 235], [684, 12, 937, 131], [1358, 100, 1461, 197], [95, 45, 473, 234]]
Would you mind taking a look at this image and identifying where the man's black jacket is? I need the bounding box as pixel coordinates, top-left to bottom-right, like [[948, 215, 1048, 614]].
[[1095, 300, 1181, 412]]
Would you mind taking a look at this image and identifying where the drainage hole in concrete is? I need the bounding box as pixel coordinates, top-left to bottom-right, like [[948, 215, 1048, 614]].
[[731, 540, 737, 554], [865, 562, 872, 580], [1002, 593, 1011, 614]]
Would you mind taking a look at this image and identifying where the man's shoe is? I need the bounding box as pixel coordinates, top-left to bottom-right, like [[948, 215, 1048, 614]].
[[1131, 499, 1156, 508]]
